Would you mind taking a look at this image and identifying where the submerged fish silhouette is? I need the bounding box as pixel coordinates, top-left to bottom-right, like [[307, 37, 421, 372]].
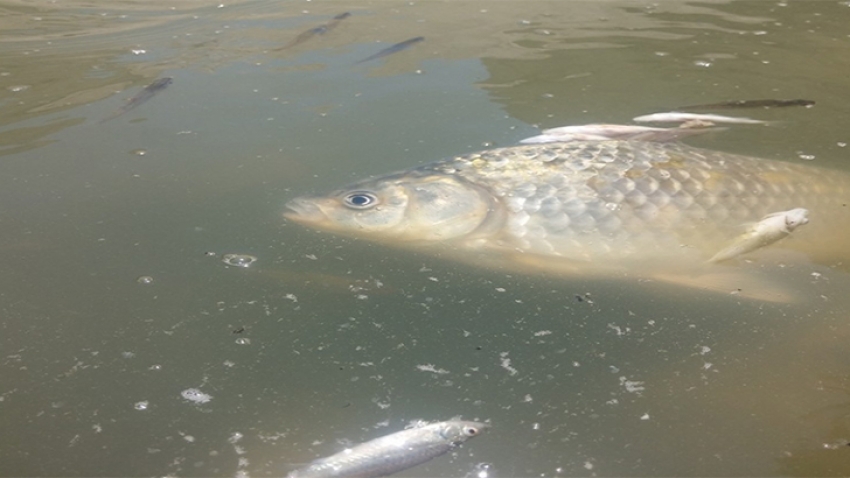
[[354, 36, 424, 64], [276, 12, 351, 51], [678, 99, 815, 110], [100, 77, 172, 123]]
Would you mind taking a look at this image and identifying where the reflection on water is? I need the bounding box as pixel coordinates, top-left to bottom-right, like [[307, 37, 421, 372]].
[[1, 0, 850, 476]]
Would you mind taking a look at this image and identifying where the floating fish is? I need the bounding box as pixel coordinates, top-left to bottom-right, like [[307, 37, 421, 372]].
[[520, 123, 724, 144], [709, 208, 810, 263], [285, 140, 850, 301], [355, 36, 424, 64], [633, 112, 766, 124], [287, 419, 487, 478], [100, 77, 173, 123], [678, 99, 815, 110], [276, 12, 351, 51]]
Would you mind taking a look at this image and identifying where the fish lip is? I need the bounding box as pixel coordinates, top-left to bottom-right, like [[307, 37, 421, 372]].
[[283, 197, 323, 223]]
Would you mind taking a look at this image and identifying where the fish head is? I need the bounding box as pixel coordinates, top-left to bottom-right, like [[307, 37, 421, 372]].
[[784, 207, 810, 230], [439, 420, 489, 444], [284, 171, 501, 244]]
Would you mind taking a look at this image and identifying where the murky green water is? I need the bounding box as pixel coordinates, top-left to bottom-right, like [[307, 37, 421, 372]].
[[2, 0, 850, 476]]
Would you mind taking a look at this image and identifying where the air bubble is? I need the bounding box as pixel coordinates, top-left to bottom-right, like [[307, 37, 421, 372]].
[[222, 254, 257, 268]]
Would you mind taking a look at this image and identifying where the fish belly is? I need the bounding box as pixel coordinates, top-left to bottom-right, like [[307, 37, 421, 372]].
[[288, 432, 450, 478]]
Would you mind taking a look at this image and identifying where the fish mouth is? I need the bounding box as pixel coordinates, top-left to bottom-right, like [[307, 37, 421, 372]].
[[283, 197, 325, 224]]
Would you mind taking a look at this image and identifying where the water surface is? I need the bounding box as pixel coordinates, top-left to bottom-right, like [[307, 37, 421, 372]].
[[2, 1, 850, 476]]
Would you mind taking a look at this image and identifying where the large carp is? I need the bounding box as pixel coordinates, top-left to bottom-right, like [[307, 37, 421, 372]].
[[284, 140, 850, 301]]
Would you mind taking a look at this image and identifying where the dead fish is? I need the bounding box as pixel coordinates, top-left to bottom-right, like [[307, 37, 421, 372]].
[[520, 123, 725, 144], [633, 112, 766, 124], [276, 12, 351, 51], [284, 140, 850, 301], [709, 208, 810, 263], [354, 36, 424, 64], [287, 419, 487, 478], [100, 77, 173, 123], [679, 99, 815, 110]]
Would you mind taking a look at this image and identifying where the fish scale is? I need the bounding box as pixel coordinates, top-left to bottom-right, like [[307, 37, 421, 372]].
[[421, 141, 843, 261], [284, 140, 850, 287]]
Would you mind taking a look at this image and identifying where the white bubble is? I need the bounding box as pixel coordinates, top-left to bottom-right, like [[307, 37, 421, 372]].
[[134, 401, 149, 410], [222, 254, 257, 268]]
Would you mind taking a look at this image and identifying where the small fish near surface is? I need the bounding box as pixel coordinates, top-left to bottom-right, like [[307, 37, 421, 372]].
[[276, 12, 351, 51], [100, 77, 173, 123], [519, 123, 726, 144], [286, 419, 488, 478], [285, 138, 850, 302], [633, 112, 766, 124], [678, 99, 815, 110], [354, 36, 424, 64], [709, 208, 810, 263]]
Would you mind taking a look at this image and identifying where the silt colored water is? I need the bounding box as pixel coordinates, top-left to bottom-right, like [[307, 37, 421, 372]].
[[1, 1, 849, 476]]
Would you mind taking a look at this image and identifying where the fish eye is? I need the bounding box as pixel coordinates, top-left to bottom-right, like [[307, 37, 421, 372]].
[[462, 426, 479, 436], [343, 191, 379, 209]]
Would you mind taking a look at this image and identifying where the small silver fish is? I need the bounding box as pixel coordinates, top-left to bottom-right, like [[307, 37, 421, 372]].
[[520, 123, 723, 144], [287, 420, 488, 478], [355, 36, 424, 64], [100, 77, 173, 123], [633, 112, 766, 124], [708, 208, 810, 263]]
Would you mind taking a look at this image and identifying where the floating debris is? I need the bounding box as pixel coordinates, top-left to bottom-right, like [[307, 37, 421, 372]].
[[180, 388, 213, 404]]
